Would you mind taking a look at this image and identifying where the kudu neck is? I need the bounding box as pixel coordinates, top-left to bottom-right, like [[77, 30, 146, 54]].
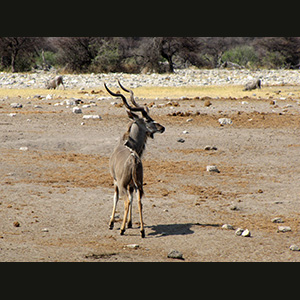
[[124, 122, 147, 157]]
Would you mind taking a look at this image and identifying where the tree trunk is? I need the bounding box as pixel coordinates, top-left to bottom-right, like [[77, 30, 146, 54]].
[[11, 50, 17, 73], [167, 56, 174, 73]]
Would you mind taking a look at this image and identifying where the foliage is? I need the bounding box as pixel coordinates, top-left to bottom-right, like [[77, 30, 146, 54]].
[[222, 45, 258, 67], [1, 37, 300, 73], [90, 41, 120, 73]]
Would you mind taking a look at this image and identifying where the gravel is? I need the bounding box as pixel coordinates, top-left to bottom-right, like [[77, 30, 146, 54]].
[[1, 68, 300, 90]]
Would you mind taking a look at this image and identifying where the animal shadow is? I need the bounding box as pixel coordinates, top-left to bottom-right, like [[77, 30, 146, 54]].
[[147, 222, 221, 237]]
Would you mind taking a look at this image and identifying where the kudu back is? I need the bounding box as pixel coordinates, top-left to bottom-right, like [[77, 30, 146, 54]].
[[104, 81, 165, 238]]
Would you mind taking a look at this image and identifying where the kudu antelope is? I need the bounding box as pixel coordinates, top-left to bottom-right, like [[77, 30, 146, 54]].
[[104, 81, 165, 238]]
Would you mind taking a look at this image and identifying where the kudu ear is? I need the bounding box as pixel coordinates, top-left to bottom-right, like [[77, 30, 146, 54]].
[[126, 110, 139, 120]]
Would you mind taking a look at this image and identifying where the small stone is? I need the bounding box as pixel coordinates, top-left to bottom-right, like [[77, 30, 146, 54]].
[[204, 100, 212, 107], [271, 217, 284, 223], [182, 130, 189, 134], [289, 245, 300, 251], [222, 224, 234, 230], [218, 118, 233, 125], [241, 229, 251, 237], [19, 146, 28, 151], [206, 165, 220, 173], [10, 103, 22, 108], [41, 228, 49, 232], [204, 145, 218, 151], [72, 107, 82, 114], [13, 221, 20, 227], [235, 228, 244, 236], [277, 226, 291, 233], [177, 138, 185, 143], [82, 115, 102, 120], [229, 204, 238, 211], [167, 249, 183, 260], [126, 244, 139, 249]]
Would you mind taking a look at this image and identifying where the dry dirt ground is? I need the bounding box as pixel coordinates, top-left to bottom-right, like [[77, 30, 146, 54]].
[[0, 84, 300, 262]]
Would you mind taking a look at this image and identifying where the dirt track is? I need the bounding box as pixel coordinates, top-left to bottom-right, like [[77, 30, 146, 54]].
[[0, 85, 300, 261]]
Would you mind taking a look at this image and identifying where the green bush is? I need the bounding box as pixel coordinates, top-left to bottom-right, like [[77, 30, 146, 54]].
[[222, 45, 258, 67], [90, 42, 120, 73], [261, 51, 286, 69]]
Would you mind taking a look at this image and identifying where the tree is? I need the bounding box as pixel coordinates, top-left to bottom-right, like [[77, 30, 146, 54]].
[[0, 37, 44, 72], [253, 37, 300, 68], [50, 37, 102, 72]]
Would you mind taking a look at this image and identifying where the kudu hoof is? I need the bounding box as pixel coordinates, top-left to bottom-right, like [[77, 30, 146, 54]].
[[127, 221, 132, 229], [109, 222, 114, 230], [120, 229, 125, 235], [140, 230, 145, 238]]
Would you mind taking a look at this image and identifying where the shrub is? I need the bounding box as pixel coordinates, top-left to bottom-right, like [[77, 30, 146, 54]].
[[222, 45, 258, 67], [90, 42, 120, 73], [261, 51, 286, 69]]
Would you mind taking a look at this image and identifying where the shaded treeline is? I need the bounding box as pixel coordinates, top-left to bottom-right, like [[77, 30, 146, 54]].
[[1, 37, 300, 73]]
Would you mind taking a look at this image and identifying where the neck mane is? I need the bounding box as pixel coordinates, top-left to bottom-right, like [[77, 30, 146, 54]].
[[122, 121, 148, 157]]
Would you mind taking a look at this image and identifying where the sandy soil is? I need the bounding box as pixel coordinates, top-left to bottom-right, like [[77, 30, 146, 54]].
[[0, 84, 300, 262]]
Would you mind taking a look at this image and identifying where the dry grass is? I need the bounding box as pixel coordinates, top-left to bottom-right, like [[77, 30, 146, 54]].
[[132, 84, 300, 99], [0, 88, 90, 98], [2, 84, 300, 100]]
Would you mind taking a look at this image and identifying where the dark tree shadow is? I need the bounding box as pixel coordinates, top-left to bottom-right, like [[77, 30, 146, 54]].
[[146, 222, 221, 237]]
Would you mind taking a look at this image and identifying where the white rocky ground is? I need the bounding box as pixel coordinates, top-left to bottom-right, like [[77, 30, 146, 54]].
[[0, 68, 299, 90]]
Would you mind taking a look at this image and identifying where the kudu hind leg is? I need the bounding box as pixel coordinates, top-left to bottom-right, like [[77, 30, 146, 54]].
[[120, 195, 130, 235], [137, 188, 145, 238], [109, 183, 119, 230], [127, 186, 134, 229]]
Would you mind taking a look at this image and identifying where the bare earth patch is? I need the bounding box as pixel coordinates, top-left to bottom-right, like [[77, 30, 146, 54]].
[[0, 84, 300, 261]]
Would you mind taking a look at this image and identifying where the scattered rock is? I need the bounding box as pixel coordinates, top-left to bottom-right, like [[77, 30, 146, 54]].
[[204, 145, 218, 151], [229, 204, 238, 211], [82, 115, 102, 120], [167, 249, 184, 260], [41, 228, 49, 232], [182, 130, 189, 134], [10, 103, 22, 108], [72, 107, 82, 114], [204, 100, 212, 107], [241, 229, 251, 237], [271, 217, 284, 223], [289, 245, 300, 251], [126, 244, 139, 249], [277, 226, 291, 233], [222, 224, 234, 230], [19, 146, 28, 151], [13, 221, 20, 227], [206, 165, 220, 173], [235, 228, 244, 236], [218, 118, 233, 126], [177, 138, 185, 143]]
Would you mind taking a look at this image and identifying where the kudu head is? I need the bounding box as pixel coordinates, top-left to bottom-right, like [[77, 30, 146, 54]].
[[104, 81, 165, 139]]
